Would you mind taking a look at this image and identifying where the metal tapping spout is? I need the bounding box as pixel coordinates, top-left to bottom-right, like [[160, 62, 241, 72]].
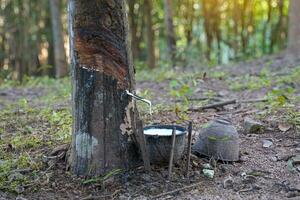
[[125, 90, 152, 115]]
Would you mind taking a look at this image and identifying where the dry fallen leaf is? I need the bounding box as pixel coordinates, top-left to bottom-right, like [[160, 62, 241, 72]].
[[278, 123, 291, 132]]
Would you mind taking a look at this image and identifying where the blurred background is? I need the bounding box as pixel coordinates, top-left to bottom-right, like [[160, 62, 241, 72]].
[[0, 1, 300, 196], [0, 0, 297, 83]]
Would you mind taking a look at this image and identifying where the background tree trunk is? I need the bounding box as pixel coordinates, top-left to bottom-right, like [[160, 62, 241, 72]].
[[232, 0, 240, 57], [128, 0, 139, 61], [45, 12, 56, 77], [202, 0, 213, 61], [270, 0, 284, 53], [262, 0, 272, 54], [0, 33, 5, 70], [164, 0, 176, 67], [69, 0, 143, 176], [144, 0, 156, 69], [183, 0, 194, 45], [288, 0, 300, 52], [50, 0, 68, 78]]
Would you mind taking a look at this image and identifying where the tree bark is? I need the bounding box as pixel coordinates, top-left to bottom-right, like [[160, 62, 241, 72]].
[[164, 0, 176, 67], [144, 0, 156, 69], [68, 0, 143, 176], [288, 0, 300, 52], [50, 0, 68, 78]]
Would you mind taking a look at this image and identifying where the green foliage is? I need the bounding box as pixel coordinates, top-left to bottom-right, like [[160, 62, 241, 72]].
[[40, 108, 72, 142], [0, 0, 291, 82], [266, 89, 292, 107], [0, 153, 41, 193], [136, 63, 178, 82], [227, 65, 300, 92], [229, 74, 272, 91], [253, 66, 300, 133], [168, 74, 201, 122], [169, 79, 193, 99], [175, 45, 207, 68], [0, 76, 70, 93], [11, 135, 43, 150], [285, 109, 300, 132], [208, 71, 227, 79]]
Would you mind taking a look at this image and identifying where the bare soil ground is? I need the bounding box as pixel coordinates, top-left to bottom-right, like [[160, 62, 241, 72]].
[[0, 52, 299, 200]]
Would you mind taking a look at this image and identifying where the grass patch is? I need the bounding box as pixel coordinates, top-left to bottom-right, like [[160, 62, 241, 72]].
[[228, 65, 300, 92], [0, 78, 72, 193], [228, 74, 272, 91]]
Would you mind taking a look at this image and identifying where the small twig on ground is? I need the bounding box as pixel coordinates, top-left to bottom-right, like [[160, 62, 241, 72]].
[[238, 185, 261, 193], [44, 161, 57, 173], [239, 98, 268, 103], [174, 97, 220, 102], [44, 151, 66, 160], [218, 109, 258, 116], [188, 98, 268, 112], [50, 143, 69, 156], [238, 187, 255, 193], [131, 186, 147, 197], [136, 119, 151, 171], [284, 142, 300, 147], [168, 127, 176, 180], [217, 108, 249, 115], [151, 182, 201, 199], [185, 122, 192, 178], [11, 168, 31, 174], [188, 99, 237, 111]]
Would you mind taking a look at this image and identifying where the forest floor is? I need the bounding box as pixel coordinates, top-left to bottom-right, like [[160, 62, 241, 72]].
[[0, 52, 300, 200]]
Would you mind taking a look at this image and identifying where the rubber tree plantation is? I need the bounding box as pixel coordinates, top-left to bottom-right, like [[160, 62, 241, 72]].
[[68, 0, 146, 176]]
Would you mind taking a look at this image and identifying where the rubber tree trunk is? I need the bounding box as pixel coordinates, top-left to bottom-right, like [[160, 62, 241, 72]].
[[68, 0, 143, 176], [164, 0, 176, 67], [144, 0, 156, 69], [288, 0, 300, 52], [50, 0, 68, 78]]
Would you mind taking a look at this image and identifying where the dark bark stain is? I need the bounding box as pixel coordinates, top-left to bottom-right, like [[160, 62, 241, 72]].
[[73, 67, 140, 175], [74, 0, 128, 89]]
